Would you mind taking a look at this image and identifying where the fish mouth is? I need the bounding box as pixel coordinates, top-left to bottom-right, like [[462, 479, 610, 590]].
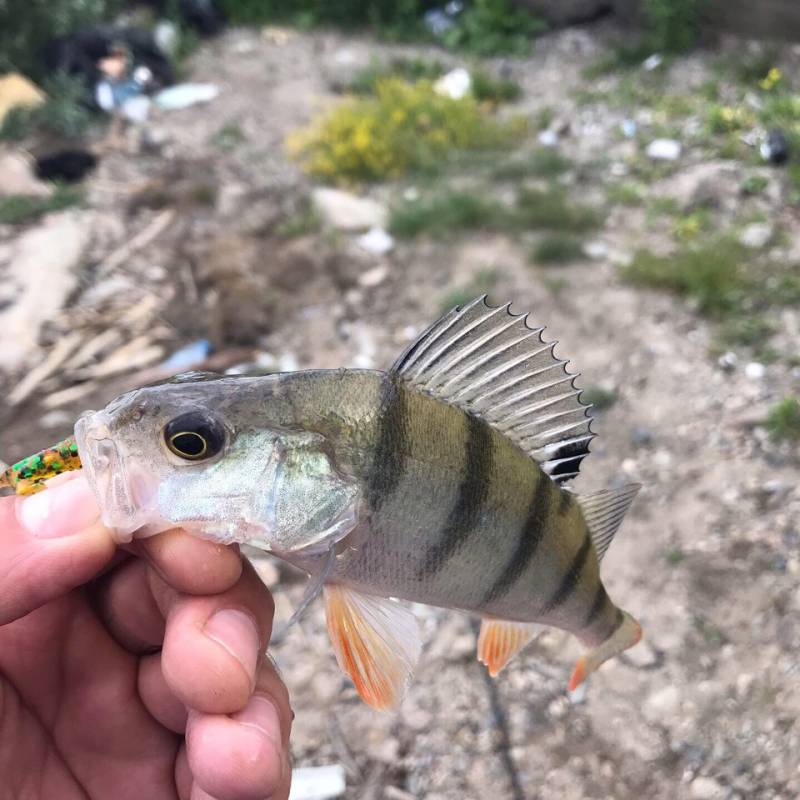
[[75, 411, 154, 540]]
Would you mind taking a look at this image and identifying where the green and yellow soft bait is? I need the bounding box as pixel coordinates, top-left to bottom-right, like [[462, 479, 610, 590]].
[[0, 436, 82, 495]]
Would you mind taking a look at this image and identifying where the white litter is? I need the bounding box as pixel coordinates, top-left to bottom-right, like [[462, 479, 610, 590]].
[[155, 83, 220, 110], [288, 765, 346, 800], [434, 67, 472, 100], [646, 138, 682, 161], [357, 227, 395, 256]]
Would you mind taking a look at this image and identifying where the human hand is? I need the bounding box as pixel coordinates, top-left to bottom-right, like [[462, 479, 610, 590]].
[[0, 474, 292, 800]]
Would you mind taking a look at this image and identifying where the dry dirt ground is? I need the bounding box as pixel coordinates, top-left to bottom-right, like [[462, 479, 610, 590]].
[[1, 23, 799, 800]]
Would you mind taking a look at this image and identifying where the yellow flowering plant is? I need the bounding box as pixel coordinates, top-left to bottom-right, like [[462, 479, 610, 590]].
[[287, 78, 525, 184]]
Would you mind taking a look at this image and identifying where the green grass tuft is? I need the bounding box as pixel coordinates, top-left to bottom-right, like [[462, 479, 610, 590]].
[[492, 149, 572, 181], [516, 187, 603, 233], [621, 239, 747, 317], [531, 233, 584, 265], [766, 397, 800, 442], [390, 190, 507, 238], [0, 186, 83, 225], [607, 182, 644, 206], [210, 123, 247, 151]]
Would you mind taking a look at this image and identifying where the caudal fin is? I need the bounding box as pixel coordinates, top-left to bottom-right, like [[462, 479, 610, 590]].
[[568, 610, 642, 691]]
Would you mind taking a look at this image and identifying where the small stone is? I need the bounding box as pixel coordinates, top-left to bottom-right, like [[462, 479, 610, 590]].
[[404, 708, 433, 731], [631, 426, 654, 448], [538, 129, 558, 147], [583, 240, 608, 260], [740, 222, 773, 249], [760, 129, 790, 165], [646, 138, 682, 161], [718, 351, 738, 371], [311, 188, 387, 232], [642, 53, 663, 71], [434, 67, 471, 100], [0, 151, 51, 197], [691, 777, 724, 799], [356, 227, 394, 256], [644, 685, 681, 720], [357, 263, 389, 287], [744, 362, 766, 380]]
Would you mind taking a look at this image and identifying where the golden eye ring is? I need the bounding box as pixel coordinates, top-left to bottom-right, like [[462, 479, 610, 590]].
[[167, 431, 208, 460]]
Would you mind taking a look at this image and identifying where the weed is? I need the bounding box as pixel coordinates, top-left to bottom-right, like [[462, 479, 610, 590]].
[[665, 547, 685, 565], [531, 233, 584, 265], [607, 182, 644, 206], [516, 187, 603, 233], [439, 269, 499, 313], [716, 315, 775, 348], [211, 123, 247, 151], [276, 205, 321, 237], [534, 106, 555, 131], [741, 174, 769, 196], [470, 67, 523, 104], [390, 190, 507, 238], [621, 238, 747, 317], [706, 104, 754, 135], [581, 385, 617, 411], [347, 57, 444, 95], [0, 74, 94, 141], [491, 149, 572, 181], [672, 210, 711, 242], [642, 0, 706, 54], [0, 186, 83, 225], [442, 0, 546, 57], [766, 397, 800, 442], [288, 78, 522, 183]]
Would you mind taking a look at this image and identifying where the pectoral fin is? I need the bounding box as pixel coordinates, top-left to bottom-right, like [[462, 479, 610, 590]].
[[478, 618, 542, 677], [324, 585, 421, 710]]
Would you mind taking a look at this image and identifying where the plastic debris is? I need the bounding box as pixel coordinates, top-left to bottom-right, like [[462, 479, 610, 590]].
[[642, 54, 663, 71], [288, 765, 346, 800], [160, 339, 213, 371], [538, 129, 558, 147], [434, 67, 471, 100], [760, 128, 789, 165], [646, 138, 681, 161], [35, 150, 98, 184], [154, 82, 219, 110], [0, 73, 44, 126], [357, 227, 395, 256], [745, 362, 766, 380]]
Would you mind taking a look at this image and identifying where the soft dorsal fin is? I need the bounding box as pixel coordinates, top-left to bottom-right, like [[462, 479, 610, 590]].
[[391, 296, 595, 483], [576, 484, 641, 561]]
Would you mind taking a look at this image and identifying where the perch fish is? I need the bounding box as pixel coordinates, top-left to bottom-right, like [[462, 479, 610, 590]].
[[1, 297, 642, 709]]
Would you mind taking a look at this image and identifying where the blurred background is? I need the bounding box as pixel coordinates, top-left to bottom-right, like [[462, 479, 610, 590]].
[[1, 1, 799, 798]]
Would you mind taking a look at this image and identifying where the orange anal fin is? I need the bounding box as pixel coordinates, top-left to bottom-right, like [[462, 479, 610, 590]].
[[324, 585, 421, 711], [477, 618, 541, 677], [569, 611, 643, 691]]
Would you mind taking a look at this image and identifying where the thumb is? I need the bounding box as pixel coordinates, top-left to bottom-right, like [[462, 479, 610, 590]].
[[0, 475, 116, 625]]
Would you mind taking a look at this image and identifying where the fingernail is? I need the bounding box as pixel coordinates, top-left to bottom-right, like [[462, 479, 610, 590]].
[[231, 694, 282, 743], [18, 476, 100, 539], [204, 609, 259, 686]]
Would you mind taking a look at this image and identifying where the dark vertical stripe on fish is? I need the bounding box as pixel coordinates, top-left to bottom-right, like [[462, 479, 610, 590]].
[[417, 413, 494, 576], [483, 472, 552, 603], [542, 530, 592, 614], [583, 583, 609, 628], [366, 375, 408, 512]]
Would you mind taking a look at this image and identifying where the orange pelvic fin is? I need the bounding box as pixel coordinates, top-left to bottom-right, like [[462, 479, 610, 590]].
[[569, 610, 642, 691], [324, 584, 421, 711], [477, 618, 541, 677]]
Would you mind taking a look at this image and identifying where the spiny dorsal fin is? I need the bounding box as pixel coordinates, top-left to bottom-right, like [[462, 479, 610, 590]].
[[576, 484, 641, 562], [391, 296, 595, 484]]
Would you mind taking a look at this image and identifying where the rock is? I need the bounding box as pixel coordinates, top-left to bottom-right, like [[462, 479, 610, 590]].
[[646, 138, 682, 161], [691, 777, 724, 799], [659, 161, 740, 211], [434, 68, 472, 100], [356, 227, 394, 256], [739, 222, 772, 249], [311, 188, 387, 232], [0, 150, 52, 197], [0, 73, 44, 126], [538, 129, 558, 147], [358, 264, 389, 287], [760, 129, 789, 165], [289, 765, 346, 800], [0, 211, 91, 372], [744, 362, 766, 380], [583, 240, 608, 260], [644, 685, 681, 721], [642, 53, 664, 71], [515, 0, 613, 26], [717, 351, 738, 371]]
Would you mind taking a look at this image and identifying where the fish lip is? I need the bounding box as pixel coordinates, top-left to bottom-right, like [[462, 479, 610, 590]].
[[75, 411, 143, 539]]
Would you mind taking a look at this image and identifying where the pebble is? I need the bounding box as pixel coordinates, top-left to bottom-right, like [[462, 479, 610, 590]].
[[583, 240, 609, 260], [434, 67, 472, 100], [538, 129, 558, 147], [744, 362, 766, 380], [739, 222, 773, 250], [646, 138, 682, 161], [356, 227, 394, 256], [311, 188, 387, 232], [691, 776, 725, 799], [644, 685, 681, 720], [718, 351, 738, 371], [357, 263, 390, 287]]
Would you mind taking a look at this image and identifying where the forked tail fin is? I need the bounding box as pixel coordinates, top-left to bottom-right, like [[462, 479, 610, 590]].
[[569, 610, 642, 691]]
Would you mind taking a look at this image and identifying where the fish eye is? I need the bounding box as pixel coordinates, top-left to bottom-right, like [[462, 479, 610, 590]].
[[163, 412, 225, 461]]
